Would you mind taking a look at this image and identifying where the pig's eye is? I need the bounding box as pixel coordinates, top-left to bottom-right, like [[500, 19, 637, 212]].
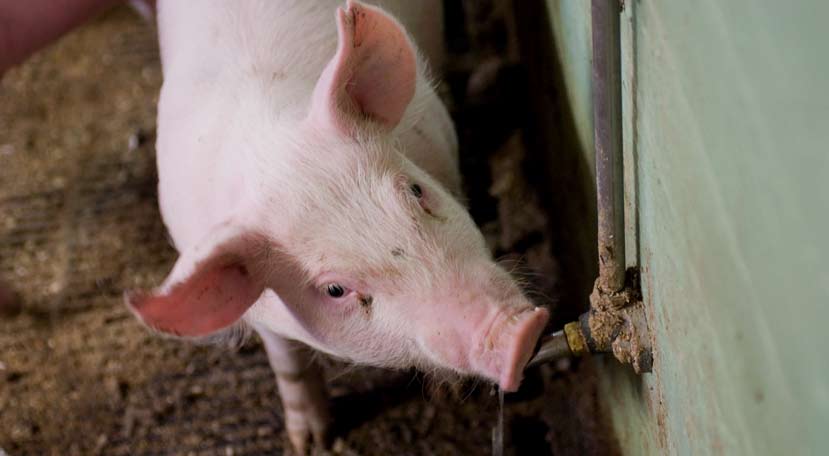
[[325, 283, 346, 298], [409, 183, 423, 199]]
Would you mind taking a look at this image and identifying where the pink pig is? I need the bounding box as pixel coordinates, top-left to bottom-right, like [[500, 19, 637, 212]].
[[127, 0, 550, 451]]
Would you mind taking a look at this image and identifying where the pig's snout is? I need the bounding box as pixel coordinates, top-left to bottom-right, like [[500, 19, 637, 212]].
[[473, 306, 550, 392]]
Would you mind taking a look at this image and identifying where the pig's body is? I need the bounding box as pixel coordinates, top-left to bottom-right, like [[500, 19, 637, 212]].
[[134, 1, 550, 452], [156, 0, 458, 252]]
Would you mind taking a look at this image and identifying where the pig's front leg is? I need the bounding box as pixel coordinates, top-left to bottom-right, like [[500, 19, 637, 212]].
[[257, 328, 330, 454]]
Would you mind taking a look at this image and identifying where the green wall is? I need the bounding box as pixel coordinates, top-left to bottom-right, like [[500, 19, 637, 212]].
[[544, 0, 829, 454]]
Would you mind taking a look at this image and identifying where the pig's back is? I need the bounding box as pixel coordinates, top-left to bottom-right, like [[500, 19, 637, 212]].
[[153, 0, 449, 250], [156, 1, 444, 82]]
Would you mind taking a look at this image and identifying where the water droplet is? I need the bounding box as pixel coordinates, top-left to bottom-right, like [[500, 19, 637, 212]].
[[492, 387, 505, 456]]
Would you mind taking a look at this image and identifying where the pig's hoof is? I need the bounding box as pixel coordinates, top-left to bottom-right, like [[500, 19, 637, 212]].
[[283, 396, 330, 455], [286, 422, 329, 455]]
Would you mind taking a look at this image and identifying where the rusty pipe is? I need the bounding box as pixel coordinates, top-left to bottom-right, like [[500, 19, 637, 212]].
[[527, 329, 571, 367], [526, 0, 654, 375], [527, 319, 590, 367], [527, 305, 652, 373], [592, 0, 626, 293]]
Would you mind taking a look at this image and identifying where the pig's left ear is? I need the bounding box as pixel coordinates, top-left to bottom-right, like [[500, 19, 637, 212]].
[[309, 0, 417, 133], [126, 223, 268, 338]]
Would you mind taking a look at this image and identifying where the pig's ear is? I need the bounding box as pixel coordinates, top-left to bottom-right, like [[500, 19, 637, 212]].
[[309, 0, 417, 133], [126, 223, 268, 338]]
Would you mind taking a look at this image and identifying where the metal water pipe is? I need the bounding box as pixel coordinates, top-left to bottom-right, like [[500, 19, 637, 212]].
[[592, 0, 626, 295], [529, 0, 653, 374]]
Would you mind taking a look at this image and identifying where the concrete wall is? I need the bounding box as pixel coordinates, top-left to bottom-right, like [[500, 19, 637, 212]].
[[543, 0, 829, 454]]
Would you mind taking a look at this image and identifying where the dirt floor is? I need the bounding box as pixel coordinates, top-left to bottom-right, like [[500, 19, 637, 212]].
[[0, 3, 618, 455]]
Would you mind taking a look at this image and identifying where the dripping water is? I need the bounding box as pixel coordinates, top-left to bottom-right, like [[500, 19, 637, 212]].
[[491, 386, 505, 456]]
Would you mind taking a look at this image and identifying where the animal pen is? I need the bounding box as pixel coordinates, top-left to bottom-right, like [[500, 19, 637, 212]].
[[1, 0, 827, 455]]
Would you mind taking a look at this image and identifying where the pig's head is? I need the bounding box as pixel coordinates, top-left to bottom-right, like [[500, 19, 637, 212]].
[[129, 1, 548, 391]]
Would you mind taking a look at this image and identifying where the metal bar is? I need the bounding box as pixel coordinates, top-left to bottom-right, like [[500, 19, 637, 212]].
[[592, 0, 626, 293], [525, 0, 654, 375], [527, 330, 571, 367]]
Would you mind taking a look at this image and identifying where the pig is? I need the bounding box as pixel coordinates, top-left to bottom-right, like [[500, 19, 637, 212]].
[[127, 0, 550, 452]]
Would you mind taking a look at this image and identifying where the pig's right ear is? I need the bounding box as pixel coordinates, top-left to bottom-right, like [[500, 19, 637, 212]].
[[126, 223, 268, 338], [308, 0, 417, 134]]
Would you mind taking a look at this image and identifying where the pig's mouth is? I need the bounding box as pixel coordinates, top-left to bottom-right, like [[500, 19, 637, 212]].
[[469, 306, 550, 392]]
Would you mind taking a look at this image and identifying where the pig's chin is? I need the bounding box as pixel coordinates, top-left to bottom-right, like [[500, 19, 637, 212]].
[[420, 306, 550, 392]]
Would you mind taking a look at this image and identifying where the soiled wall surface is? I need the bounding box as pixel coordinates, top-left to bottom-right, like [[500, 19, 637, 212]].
[[544, 0, 829, 454], [0, 5, 617, 456]]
